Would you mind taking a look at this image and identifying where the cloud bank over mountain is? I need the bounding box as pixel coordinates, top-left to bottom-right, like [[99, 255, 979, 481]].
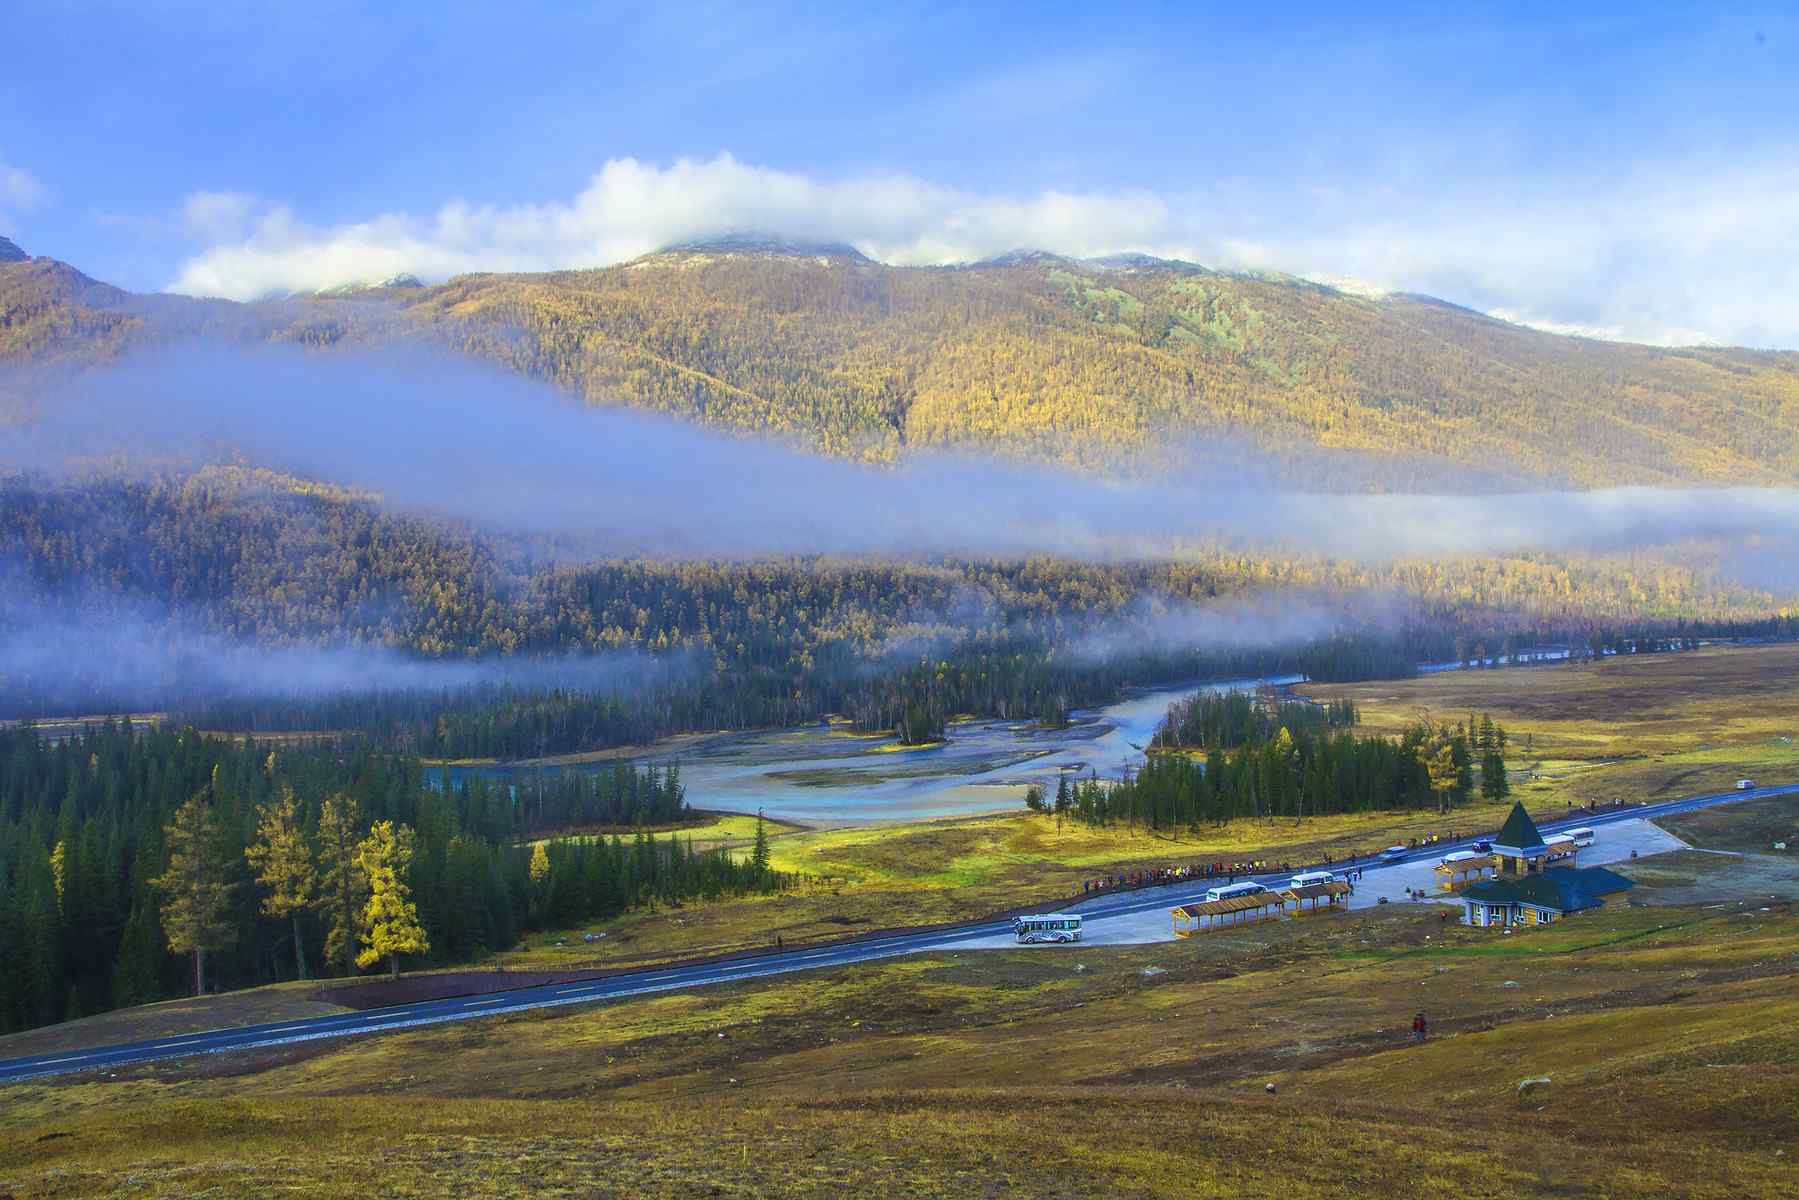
[[165, 153, 1799, 350], [10, 347, 1799, 570]]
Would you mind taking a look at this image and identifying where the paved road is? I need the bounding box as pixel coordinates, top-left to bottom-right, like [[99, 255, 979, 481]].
[[2, 782, 1790, 1085]]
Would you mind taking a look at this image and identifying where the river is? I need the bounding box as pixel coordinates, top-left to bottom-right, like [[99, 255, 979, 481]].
[[449, 674, 1302, 826]]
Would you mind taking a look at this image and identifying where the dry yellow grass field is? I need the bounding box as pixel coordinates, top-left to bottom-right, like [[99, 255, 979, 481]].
[[3, 894, 1794, 1197], [1305, 643, 1799, 808]]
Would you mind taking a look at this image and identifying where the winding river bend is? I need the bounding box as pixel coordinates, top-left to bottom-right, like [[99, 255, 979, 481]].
[[448, 674, 1302, 825]]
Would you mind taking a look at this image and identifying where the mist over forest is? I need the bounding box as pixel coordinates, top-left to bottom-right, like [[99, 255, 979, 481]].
[[1, 344, 1796, 735]]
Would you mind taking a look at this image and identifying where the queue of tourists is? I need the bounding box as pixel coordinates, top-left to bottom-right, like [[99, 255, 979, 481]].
[[1081, 859, 1291, 896]]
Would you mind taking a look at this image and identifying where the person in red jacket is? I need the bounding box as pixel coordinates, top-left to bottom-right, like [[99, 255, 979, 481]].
[[1412, 1012, 1429, 1043]]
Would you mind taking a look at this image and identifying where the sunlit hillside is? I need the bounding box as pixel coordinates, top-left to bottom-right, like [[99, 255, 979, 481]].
[[6, 240, 1799, 485]]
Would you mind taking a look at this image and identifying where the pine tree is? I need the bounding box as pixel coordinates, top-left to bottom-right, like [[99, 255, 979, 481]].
[[152, 779, 238, 996], [317, 791, 368, 977], [750, 810, 772, 882], [245, 785, 318, 981], [354, 821, 429, 978]]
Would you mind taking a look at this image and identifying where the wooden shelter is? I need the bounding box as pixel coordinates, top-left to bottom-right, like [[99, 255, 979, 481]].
[[1171, 892, 1288, 937], [1279, 880, 1351, 914], [1433, 856, 1497, 890]]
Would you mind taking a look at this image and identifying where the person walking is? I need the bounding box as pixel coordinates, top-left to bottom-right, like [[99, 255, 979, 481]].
[[1412, 1012, 1428, 1043]]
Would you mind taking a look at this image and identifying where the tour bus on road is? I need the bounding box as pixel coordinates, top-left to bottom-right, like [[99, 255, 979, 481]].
[[1289, 870, 1338, 888], [1439, 849, 1482, 867], [1567, 827, 1597, 848], [1204, 881, 1268, 903], [1379, 845, 1410, 864], [1012, 914, 1083, 944]]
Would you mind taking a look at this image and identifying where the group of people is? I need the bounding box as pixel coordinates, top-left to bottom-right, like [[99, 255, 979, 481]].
[[1081, 858, 1299, 896]]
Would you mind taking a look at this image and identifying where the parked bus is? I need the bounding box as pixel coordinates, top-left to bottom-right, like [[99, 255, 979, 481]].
[[1204, 881, 1267, 903], [1567, 827, 1596, 848], [1289, 870, 1337, 888], [1439, 849, 1482, 867], [1012, 914, 1082, 944]]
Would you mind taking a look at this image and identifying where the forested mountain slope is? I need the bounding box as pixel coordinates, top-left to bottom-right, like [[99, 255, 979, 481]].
[[6, 238, 1799, 484]]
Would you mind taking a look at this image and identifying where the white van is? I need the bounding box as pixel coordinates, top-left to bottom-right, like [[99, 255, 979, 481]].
[[1205, 881, 1267, 903], [1736, 779, 1756, 791], [1567, 827, 1596, 848], [1439, 849, 1482, 867], [1289, 870, 1337, 888]]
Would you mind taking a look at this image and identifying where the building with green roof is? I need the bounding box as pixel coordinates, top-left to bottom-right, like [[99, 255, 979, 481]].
[[1460, 865, 1635, 928], [1490, 800, 1552, 878]]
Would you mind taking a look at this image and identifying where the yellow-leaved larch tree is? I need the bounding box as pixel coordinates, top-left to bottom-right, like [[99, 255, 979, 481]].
[[245, 784, 317, 980], [354, 820, 429, 978]]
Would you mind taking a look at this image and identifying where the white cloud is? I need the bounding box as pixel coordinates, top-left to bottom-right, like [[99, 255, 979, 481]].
[[0, 154, 46, 232], [170, 155, 1176, 299], [167, 152, 1799, 349], [180, 190, 257, 242]]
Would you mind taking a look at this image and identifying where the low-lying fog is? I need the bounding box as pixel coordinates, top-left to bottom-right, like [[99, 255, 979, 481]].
[[5, 347, 1797, 564]]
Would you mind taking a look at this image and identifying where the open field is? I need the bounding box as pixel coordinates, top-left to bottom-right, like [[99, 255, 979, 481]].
[[4, 895, 1794, 1197], [1657, 790, 1799, 854], [486, 799, 1538, 972], [1306, 644, 1799, 809]]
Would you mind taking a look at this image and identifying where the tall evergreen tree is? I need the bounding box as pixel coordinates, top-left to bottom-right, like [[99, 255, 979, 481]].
[[152, 779, 238, 996], [317, 791, 367, 977]]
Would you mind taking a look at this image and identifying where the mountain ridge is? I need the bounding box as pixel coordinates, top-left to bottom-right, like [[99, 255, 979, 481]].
[[5, 240, 1799, 487]]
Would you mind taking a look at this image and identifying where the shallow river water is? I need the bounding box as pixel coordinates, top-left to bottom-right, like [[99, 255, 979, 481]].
[[452, 674, 1301, 825]]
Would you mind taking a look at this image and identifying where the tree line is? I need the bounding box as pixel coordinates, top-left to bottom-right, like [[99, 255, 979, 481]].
[[1151, 689, 1359, 751], [0, 721, 785, 1036], [1050, 705, 1511, 832]]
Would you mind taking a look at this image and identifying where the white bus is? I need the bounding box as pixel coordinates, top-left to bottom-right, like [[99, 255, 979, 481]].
[[1379, 845, 1410, 864], [1289, 870, 1338, 888], [1012, 914, 1082, 943], [1566, 827, 1596, 848], [1204, 881, 1268, 903], [1736, 779, 1756, 791], [1439, 849, 1482, 867]]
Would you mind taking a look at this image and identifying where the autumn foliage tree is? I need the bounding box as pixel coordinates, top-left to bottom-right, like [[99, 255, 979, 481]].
[[354, 821, 429, 978], [245, 785, 318, 981]]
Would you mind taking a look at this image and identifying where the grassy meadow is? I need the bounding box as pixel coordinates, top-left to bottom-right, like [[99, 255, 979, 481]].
[[3, 887, 1793, 1197], [1305, 643, 1799, 810]]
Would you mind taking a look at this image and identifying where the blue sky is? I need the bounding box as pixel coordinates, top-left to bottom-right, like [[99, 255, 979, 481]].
[[2, 2, 1795, 345]]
